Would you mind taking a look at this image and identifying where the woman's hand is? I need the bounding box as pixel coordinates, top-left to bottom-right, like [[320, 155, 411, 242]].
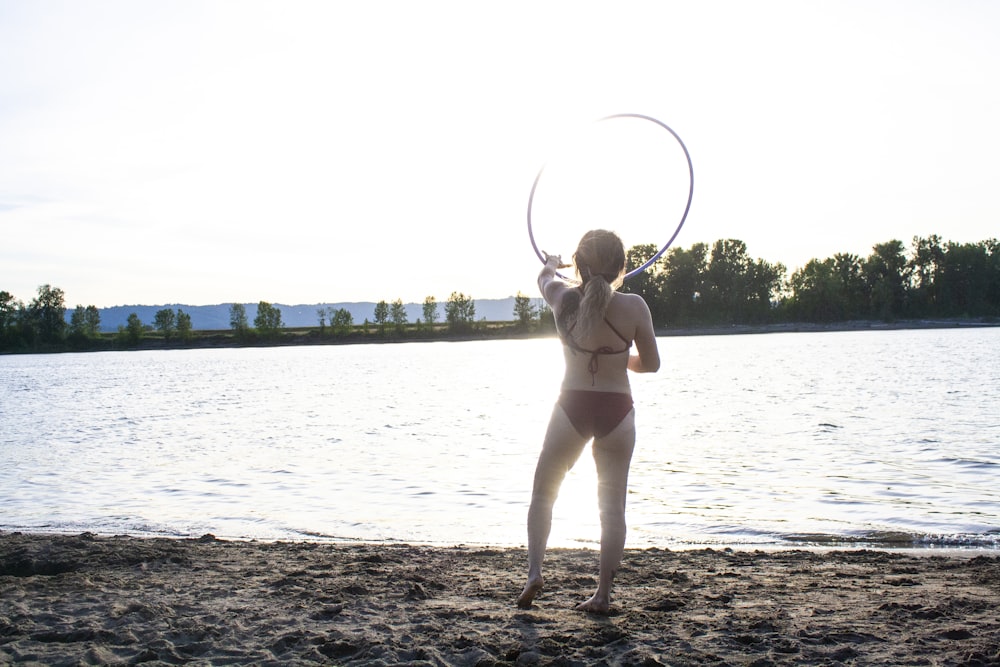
[[538, 251, 571, 301], [542, 251, 570, 268]]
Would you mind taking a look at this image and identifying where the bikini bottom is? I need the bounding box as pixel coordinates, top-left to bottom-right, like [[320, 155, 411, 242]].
[[557, 390, 634, 440]]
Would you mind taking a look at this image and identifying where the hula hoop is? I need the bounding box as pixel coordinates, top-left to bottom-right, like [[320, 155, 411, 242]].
[[526, 113, 694, 280]]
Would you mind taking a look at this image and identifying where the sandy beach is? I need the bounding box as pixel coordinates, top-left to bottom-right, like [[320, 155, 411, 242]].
[[1, 532, 998, 666]]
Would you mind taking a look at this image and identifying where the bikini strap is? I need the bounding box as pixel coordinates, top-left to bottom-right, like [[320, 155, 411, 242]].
[[583, 346, 617, 385], [603, 317, 632, 348], [561, 319, 632, 386]]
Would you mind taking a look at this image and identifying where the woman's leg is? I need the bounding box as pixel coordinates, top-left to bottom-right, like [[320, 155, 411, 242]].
[[576, 409, 636, 613], [517, 404, 588, 608]]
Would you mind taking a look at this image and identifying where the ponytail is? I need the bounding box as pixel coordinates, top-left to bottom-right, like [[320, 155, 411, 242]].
[[561, 229, 626, 342], [572, 275, 614, 341]]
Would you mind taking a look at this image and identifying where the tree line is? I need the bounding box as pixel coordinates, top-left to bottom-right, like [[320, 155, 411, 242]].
[[308, 292, 504, 340], [623, 235, 999, 326], [3, 233, 997, 352], [0, 289, 531, 352], [332, 292, 482, 336], [0, 285, 204, 352]]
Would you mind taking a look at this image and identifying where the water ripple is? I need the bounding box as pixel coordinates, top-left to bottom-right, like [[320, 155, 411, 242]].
[[1, 329, 998, 550]]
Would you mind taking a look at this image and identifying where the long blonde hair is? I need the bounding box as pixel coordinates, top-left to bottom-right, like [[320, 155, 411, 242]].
[[561, 230, 626, 341]]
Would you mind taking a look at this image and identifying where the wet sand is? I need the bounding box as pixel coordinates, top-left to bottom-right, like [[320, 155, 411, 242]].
[[1, 532, 998, 665]]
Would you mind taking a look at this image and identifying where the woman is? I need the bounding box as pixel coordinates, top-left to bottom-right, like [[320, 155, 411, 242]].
[[517, 229, 661, 613]]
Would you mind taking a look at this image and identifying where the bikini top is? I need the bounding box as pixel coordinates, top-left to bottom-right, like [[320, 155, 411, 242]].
[[560, 317, 633, 385]]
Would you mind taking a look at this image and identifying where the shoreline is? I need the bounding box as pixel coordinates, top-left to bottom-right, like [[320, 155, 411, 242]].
[[656, 317, 1000, 337], [3, 532, 998, 665], [6, 526, 999, 557], [4, 316, 997, 356]]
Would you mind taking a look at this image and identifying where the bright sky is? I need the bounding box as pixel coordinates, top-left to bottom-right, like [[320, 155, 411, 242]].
[[2, 1, 998, 308]]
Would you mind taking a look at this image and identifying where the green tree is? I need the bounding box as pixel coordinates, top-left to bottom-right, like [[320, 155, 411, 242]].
[[390, 299, 408, 333], [373, 300, 389, 333], [154, 308, 177, 341], [863, 240, 909, 320], [229, 303, 250, 338], [1, 291, 24, 349], [938, 240, 994, 317], [69, 306, 84, 335], [254, 301, 284, 339], [832, 253, 867, 320], [176, 309, 193, 341], [316, 308, 327, 335], [660, 243, 708, 326], [788, 258, 841, 322], [786, 251, 867, 323], [987, 238, 1000, 315], [422, 296, 439, 327], [118, 312, 144, 347], [704, 239, 753, 324], [28, 284, 67, 345], [445, 292, 475, 332], [84, 305, 101, 337], [513, 292, 536, 329], [69, 306, 88, 337], [330, 307, 354, 336], [909, 235, 945, 316], [537, 303, 555, 332], [747, 258, 785, 322], [622, 243, 667, 324], [66, 305, 99, 347]]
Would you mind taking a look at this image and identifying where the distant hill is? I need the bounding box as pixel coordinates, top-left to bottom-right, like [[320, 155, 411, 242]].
[[82, 297, 545, 332]]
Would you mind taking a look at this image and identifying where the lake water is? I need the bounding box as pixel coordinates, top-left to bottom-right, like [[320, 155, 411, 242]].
[[2, 328, 998, 551]]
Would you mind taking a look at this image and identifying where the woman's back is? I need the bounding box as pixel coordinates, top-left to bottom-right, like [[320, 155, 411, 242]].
[[557, 291, 657, 393]]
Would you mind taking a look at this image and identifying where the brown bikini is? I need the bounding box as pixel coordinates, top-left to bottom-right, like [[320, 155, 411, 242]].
[[558, 316, 634, 439]]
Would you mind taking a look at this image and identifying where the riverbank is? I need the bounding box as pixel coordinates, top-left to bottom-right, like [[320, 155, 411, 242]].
[[658, 317, 1000, 337], [4, 317, 997, 355], [2, 533, 998, 665]]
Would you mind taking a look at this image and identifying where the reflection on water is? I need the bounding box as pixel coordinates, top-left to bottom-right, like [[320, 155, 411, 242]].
[[1, 328, 998, 550]]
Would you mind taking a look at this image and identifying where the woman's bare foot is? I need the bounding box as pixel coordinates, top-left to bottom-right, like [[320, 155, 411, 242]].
[[516, 576, 544, 608], [575, 592, 611, 614]]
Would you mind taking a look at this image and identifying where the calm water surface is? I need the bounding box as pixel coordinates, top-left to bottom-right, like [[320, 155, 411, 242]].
[[2, 328, 998, 550]]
